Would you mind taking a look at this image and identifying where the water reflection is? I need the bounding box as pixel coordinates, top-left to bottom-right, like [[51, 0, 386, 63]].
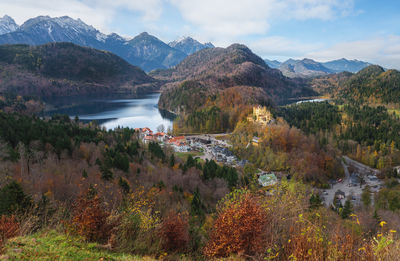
[[43, 93, 175, 131]]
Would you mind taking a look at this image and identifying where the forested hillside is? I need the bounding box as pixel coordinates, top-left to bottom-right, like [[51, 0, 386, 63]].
[[154, 44, 315, 134], [2, 112, 400, 260], [339, 65, 400, 105], [0, 43, 158, 97], [280, 102, 400, 170], [311, 65, 400, 107]]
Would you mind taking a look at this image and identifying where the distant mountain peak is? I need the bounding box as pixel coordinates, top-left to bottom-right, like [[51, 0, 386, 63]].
[[19, 15, 98, 35], [131, 32, 164, 44], [0, 14, 19, 35], [322, 58, 371, 73], [107, 33, 127, 41], [227, 43, 252, 53], [1, 15, 14, 21], [302, 58, 316, 63], [279, 58, 332, 78], [178, 36, 194, 42], [168, 36, 214, 55], [264, 59, 281, 69]]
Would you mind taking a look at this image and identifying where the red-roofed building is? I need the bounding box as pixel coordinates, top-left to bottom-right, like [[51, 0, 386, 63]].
[[154, 132, 168, 142], [144, 134, 156, 143], [167, 136, 189, 152], [135, 127, 154, 139], [142, 127, 153, 135]]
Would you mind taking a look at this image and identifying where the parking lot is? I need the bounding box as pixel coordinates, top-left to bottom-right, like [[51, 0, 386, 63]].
[[322, 156, 382, 207]]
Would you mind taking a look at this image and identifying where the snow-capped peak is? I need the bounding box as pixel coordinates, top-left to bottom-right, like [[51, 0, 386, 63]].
[[53, 16, 97, 33], [168, 36, 214, 55], [107, 33, 130, 42], [170, 36, 196, 45], [0, 15, 19, 35]]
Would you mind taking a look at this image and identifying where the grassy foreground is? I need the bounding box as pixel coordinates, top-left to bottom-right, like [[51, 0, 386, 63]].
[[1, 230, 153, 261]]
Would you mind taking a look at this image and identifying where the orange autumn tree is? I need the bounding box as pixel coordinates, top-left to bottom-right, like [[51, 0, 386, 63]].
[[70, 189, 111, 243], [159, 211, 189, 252], [204, 190, 267, 258]]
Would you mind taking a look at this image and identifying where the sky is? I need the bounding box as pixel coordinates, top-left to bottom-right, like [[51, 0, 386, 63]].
[[1, 0, 400, 69]]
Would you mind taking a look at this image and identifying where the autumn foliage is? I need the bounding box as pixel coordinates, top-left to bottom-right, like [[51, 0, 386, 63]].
[[70, 191, 110, 243], [159, 212, 189, 252], [0, 215, 19, 246], [203, 193, 267, 258]]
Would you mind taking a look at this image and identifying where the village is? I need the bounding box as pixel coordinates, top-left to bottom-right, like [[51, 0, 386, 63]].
[[134, 106, 280, 189], [135, 104, 393, 209], [134, 105, 390, 204]]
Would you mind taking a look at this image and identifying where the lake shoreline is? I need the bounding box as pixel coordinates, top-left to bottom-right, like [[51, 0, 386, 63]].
[[42, 93, 174, 131]]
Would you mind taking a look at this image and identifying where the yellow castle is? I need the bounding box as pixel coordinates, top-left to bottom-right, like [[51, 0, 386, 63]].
[[247, 106, 273, 126]]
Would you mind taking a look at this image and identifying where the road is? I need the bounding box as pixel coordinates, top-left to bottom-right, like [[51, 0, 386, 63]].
[[343, 156, 380, 175], [322, 157, 382, 207]]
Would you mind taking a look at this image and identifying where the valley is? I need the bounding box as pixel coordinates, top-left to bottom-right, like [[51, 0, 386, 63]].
[[1, 11, 400, 260]]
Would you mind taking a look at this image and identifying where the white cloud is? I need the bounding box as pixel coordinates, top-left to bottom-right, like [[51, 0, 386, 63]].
[[248, 36, 323, 59], [170, 0, 354, 40], [170, 0, 273, 38], [0, 0, 162, 33], [307, 35, 400, 69], [279, 0, 354, 20]]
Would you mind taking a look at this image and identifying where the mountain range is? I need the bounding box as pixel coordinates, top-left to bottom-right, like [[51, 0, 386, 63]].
[[265, 58, 371, 78], [0, 15, 376, 76], [0, 15, 213, 72]]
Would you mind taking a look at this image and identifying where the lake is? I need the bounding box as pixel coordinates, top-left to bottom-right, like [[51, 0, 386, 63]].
[[43, 93, 175, 131], [295, 98, 329, 105]]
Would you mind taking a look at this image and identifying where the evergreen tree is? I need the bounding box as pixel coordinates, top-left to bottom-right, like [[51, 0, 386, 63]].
[[82, 169, 88, 178], [341, 199, 352, 219], [191, 188, 204, 217], [118, 177, 130, 194], [309, 193, 322, 209], [169, 154, 175, 167], [0, 181, 32, 215]]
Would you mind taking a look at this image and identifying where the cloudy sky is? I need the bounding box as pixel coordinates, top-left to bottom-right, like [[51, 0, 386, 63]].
[[1, 0, 399, 68]]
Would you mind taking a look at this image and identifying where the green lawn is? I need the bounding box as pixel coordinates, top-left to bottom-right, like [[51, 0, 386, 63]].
[[175, 151, 204, 159], [1, 230, 153, 261]]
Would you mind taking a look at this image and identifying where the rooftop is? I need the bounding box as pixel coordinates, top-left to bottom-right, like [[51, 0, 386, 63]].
[[258, 173, 277, 187]]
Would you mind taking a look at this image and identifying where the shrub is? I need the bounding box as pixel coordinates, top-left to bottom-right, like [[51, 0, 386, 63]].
[[203, 193, 267, 258], [70, 191, 110, 243], [0, 215, 20, 246], [159, 212, 189, 252], [113, 187, 162, 254]]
